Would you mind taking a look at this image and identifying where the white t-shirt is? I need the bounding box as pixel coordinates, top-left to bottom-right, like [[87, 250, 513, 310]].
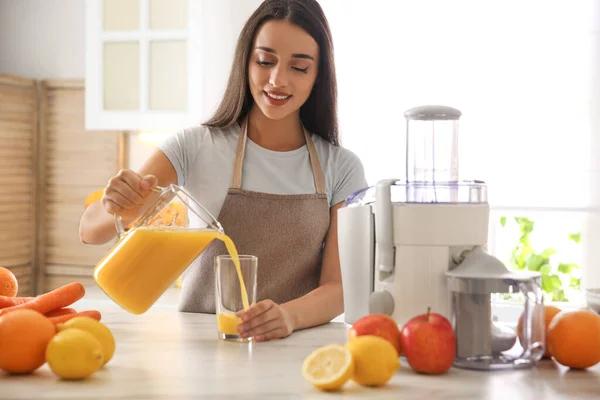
[[157, 123, 368, 219]]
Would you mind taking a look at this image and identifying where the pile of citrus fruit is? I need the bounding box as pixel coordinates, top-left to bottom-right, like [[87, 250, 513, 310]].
[[302, 314, 402, 392], [0, 266, 116, 380], [302, 335, 400, 391], [47, 316, 115, 379], [0, 309, 116, 379]]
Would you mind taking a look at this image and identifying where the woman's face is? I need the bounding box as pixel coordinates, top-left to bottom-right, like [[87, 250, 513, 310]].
[[248, 20, 319, 121]]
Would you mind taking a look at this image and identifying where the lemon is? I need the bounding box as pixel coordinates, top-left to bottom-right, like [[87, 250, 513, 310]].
[[57, 316, 115, 365], [302, 344, 354, 391], [46, 328, 104, 380], [345, 335, 400, 387]]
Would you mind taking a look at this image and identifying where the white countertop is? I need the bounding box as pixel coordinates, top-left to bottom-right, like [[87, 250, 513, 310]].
[[2, 288, 600, 399]]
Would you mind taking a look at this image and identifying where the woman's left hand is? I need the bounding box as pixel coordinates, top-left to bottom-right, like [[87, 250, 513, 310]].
[[236, 300, 295, 342]]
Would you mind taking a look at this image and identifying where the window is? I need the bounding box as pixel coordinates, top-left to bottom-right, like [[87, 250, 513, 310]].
[[85, 0, 202, 131]]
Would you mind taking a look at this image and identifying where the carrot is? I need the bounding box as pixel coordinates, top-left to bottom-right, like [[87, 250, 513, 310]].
[[48, 310, 101, 325], [45, 307, 77, 317], [0, 282, 85, 317], [0, 296, 35, 309]]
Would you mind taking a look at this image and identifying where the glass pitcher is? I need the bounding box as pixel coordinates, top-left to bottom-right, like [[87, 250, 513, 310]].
[[93, 184, 224, 314]]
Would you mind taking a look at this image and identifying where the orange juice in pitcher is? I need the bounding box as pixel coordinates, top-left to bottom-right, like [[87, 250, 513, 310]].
[[93, 184, 249, 315]]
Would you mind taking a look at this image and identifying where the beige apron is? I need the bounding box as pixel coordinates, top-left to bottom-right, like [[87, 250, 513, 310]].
[[178, 120, 331, 313]]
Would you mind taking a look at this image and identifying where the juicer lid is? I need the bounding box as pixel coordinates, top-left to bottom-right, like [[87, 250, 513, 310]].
[[404, 105, 462, 121], [343, 180, 488, 207], [446, 246, 541, 281]]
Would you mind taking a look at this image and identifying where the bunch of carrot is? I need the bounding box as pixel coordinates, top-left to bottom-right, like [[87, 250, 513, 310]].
[[0, 282, 101, 325]]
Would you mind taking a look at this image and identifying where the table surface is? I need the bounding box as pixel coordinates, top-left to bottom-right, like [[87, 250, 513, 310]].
[[2, 289, 600, 400]]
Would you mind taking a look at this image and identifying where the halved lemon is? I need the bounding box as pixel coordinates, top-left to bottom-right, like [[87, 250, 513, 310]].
[[302, 344, 354, 391]]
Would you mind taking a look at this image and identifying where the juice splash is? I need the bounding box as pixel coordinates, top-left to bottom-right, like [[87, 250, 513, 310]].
[[93, 228, 249, 314]]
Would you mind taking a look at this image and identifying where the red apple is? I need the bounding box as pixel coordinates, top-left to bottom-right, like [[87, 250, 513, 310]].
[[348, 314, 402, 356], [400, 308, 456, 374]]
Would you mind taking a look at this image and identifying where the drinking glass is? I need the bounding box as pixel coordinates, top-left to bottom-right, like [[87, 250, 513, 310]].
[[215, 255, 258, 342]]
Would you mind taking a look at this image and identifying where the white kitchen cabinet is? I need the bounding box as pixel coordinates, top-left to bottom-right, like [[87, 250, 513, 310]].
[[85, 0, 202, 131]]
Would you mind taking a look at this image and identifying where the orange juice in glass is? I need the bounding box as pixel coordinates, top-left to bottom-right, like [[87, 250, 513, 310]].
[[215, 255, 257, 341], [93, 184, 247, 315]]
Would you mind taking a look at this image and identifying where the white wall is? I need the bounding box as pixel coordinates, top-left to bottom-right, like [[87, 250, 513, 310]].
[[200, 0, 262, 121], [0, 0, 262, 170], [582, 9, 600, 289], [0, 0, 85, 79]]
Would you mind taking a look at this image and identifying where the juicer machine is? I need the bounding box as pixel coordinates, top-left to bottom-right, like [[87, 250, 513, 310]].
[[337, 106, 545, 370]]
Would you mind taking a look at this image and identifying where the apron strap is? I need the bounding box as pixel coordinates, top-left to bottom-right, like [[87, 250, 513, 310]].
[[232, 118, 327, 196], [302, 127, 327, 195], [231, 119, 249, 189]]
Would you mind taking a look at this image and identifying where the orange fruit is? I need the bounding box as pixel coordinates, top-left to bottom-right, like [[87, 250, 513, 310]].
[[0, 266, 18, 297], [547, 309, 600, 369], [517, 305, 562, 358], [0, 309, 56, 374]]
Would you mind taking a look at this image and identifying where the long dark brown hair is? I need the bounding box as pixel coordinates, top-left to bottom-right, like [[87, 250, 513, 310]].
[[203, 0, 340, 146]]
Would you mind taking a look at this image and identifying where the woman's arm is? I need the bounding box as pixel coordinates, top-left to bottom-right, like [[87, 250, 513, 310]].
[[282, 201, 345, 330], [78, 148, 178, 245]]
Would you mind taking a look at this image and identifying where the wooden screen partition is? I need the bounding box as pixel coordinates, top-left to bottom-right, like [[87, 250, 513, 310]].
[[38, 80, 124, 292], [0, 75, 38, 296]]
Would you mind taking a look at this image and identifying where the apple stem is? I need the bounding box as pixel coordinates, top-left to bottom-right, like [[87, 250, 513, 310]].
[[427, 306, 431, 319]]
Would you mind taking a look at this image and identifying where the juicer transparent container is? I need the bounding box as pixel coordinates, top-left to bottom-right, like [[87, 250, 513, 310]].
[[405, 105, 461, 183], [341, 105, 476, 206]]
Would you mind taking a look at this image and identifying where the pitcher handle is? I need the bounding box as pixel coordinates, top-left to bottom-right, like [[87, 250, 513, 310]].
[[114, 214, 126, 238], [113, 186, 164, 238]]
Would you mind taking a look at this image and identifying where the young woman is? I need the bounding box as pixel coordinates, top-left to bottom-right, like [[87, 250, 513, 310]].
[[79, 0, 367, 342]]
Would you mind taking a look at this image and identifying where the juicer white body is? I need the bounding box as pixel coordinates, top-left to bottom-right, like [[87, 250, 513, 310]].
[[338, 180, 490, 327]]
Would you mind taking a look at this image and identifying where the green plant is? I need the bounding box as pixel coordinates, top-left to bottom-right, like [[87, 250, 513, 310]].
[[500, 216, 581, 302]]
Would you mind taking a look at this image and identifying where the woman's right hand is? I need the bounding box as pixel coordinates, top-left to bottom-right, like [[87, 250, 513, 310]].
[[101, 169, 158, 221]]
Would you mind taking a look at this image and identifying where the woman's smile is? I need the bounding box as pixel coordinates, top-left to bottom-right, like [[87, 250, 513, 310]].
[[264, 90, 293, 106]]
